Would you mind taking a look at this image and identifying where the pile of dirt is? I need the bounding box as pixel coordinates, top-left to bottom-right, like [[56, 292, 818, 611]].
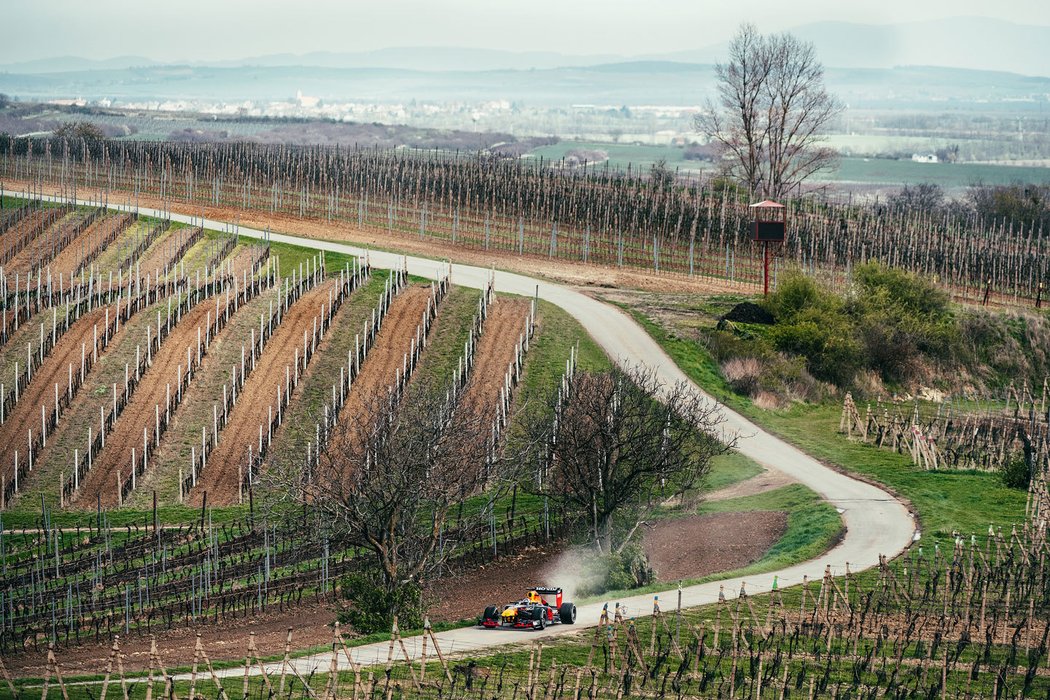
[[718, 302, 775, 327], [642, 511, 788, 582]]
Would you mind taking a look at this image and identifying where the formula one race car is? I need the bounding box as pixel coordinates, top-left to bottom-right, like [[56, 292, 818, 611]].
[[479, 587, 577, 630]]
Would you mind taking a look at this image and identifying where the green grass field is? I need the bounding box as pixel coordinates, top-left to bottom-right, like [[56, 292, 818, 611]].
[[526, 140, 1050, 187]]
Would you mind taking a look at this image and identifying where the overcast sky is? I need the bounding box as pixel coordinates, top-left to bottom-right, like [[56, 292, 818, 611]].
[[1, 0, 1048, 63]]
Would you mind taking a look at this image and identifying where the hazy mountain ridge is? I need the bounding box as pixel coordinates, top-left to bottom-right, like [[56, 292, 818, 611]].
[[0, 62, 1046, 110], [1, 17, 1047, 77]]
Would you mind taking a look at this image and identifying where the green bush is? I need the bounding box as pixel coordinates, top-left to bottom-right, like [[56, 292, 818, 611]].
[[852, 262, 950, 318], [1001, 454, 1032, 490], [339, 572, 423, 634], [765, 273, 835, 323], [770, 311, 861, 387], [716, 262, 1045, 397]]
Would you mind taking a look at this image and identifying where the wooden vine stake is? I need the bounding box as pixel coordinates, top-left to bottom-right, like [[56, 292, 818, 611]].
[[38, 643, 69, 700]]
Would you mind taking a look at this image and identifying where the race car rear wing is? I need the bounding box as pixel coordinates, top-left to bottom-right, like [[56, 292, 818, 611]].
[[534, 586, 563, 607]]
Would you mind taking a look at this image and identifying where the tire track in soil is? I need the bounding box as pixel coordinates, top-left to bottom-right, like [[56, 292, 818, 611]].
[[457, 298, 531, 417], [190, 280, 337, 506], [75, 298, 220, 508], [0, 304, 111, 490], [330, 285, 432, 445]]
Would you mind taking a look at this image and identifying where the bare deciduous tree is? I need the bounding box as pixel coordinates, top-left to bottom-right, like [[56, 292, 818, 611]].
[[267, 381, 507, 615], [696, 23, 842, 199], [530, 366, 734, 554], [53, 121, 107, 145]]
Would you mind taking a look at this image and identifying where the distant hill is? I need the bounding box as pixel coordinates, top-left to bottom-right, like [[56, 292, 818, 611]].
[[213, 47, 625, 72], [654, 17, 1050, 77], [1, 17, 1047, 77], [0, 62, 1046, 109], [0, 55, 158, 74]]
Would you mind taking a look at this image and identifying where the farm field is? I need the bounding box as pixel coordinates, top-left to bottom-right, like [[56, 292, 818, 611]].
[[131, 286, 282, 506], [188, 278, 340, 506], [76, 297, 232, 508], [322, 284, 435, 446], [0, 159, 1042, 700], [1, 210, 90, 276], [46, 212, 134, 276], [0, 304, 111, 499], [8, 135, 1050, 312]]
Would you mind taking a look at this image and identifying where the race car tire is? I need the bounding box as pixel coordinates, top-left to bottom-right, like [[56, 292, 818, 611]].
[[532, 606, 547, 629], [559, 602, 577, 624], [482, 605, 499, 621]]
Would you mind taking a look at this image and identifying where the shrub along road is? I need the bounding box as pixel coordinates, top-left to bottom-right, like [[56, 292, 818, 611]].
[[40, 195, 916, 675]]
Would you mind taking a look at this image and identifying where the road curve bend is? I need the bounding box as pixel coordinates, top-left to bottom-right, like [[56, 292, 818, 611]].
[[43, 196, 916, 675]]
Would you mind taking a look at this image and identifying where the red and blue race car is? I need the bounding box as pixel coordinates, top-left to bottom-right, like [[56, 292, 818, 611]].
[[480, 587, 577, 630]]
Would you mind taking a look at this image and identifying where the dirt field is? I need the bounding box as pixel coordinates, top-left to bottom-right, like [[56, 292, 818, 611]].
[[0, 305, 111, 492], [48, 213, 129, 276], [75, 298, 220, 508], [331, 285, 432, 442], [642, 511, 789, 582], [1, 212, 82, 276], [458, 299, 530, 416], [0, 210, 46, 262], [424, 545, 570, 624], [190, 280, 337, 506], [4, 603, 341, 676], [16, 303, 167, 507], [261, 277, 383, 469], [0, 307, 65, 383], [134, 289, 279, 506], [426, 510, 788, 623], [135, 227, 190, 279]]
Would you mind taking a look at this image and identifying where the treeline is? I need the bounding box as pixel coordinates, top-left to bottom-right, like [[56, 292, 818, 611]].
[[892, 181, 1050, 232]]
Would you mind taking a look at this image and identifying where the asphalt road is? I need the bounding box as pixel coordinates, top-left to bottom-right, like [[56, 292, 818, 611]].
[[38, 196, 917, 676]]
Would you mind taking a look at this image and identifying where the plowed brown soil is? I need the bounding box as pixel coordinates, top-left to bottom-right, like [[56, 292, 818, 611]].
[[223, 245, 262, 278], [48, 214, 128, 276], [426, 511, 788, 623], [642, 511, 788, 582], [135, 229, 190, 279], [0, 210, 45, 261], [2, 212, 78, 276], [190, 280, 337, 506], [4, 603, 340, 675], [0, 305, 111, 489], [458, 299, 530, 416], [75, 298, 219, 508], [332, 285, 432, 440]]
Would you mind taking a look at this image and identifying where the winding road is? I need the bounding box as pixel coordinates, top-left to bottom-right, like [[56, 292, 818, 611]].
[[38, 195, 916, 676]]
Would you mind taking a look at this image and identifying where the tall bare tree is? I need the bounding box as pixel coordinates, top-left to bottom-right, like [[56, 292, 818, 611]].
[[530, 366, 734, 554], [697, 24, 842, 199], [267, 381, 507, 620]]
